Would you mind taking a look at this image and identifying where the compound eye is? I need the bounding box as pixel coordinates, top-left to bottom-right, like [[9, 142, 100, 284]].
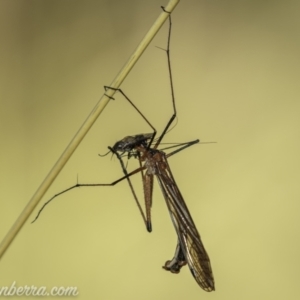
[[112, 141, 123, 152]]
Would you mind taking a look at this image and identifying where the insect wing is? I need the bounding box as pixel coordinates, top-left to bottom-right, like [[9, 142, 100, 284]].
[[156, 156, 215, 292]]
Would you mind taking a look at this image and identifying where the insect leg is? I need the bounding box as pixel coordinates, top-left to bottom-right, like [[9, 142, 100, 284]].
[[112, 148, 153, 232], [104, 86, 157, 148], [32, 165, 146, 224]]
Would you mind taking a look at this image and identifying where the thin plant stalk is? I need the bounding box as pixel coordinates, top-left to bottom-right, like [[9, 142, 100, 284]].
[[0, 0, 180, 260]]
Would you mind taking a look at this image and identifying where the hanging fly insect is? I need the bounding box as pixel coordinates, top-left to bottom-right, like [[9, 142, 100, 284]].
[[32, 7, 215, 292]]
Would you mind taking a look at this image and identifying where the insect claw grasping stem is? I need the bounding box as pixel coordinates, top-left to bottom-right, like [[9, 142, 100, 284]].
[[161, 6, 171, 14], [104, 85, 117, 100]]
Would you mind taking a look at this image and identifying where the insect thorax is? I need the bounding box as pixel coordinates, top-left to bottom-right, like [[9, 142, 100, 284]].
[[112, 133, 154, 152]]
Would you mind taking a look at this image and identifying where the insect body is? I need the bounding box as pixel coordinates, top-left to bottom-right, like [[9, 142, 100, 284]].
[[33, 7, 215, 292], [110, 133, 215, 291]]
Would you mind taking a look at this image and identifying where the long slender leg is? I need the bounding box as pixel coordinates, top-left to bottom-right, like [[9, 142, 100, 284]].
[[166, 139, 199, 158], [32, 140, 200, 226], [104, 10, 176, 151], [104, 86, 157, 148], [112, 148, 152, 232], [32, 164, 146, 224], [154, 9, 177, 149]]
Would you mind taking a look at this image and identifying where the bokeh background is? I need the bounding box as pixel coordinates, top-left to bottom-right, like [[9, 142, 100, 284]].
[[1, 0, 300, 299]]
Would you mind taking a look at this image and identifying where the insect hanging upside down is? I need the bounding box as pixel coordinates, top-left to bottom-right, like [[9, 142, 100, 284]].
[[110, 132, 215, 292], [32, 6, 215, 292]]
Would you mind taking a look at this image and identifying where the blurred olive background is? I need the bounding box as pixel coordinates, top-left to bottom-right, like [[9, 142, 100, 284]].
[[1, 0, 300, 299]]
